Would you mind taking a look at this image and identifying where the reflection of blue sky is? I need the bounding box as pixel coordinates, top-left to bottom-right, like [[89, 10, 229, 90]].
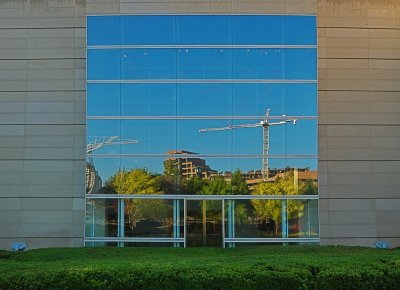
[[87, 83, 317, 117], [87, 15, 316, 46], [87, 15, 318, 187], [87, 48, 316, 81], [87, 119, 317, 156]]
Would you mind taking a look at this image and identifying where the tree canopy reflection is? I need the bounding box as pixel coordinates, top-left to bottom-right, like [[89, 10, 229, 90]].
[[99, 166, 316, 235]]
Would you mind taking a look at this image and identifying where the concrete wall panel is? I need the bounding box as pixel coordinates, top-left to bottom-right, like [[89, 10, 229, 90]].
[[318, 0, 400, 247], [0, 0, 85, 249]]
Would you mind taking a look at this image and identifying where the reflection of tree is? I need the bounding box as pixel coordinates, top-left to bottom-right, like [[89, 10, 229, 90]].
[[103, 165, 317, 233], [231, 169, 249, 195], [163, 159, 180, 176], [201, 176, 231, 195], [108, 169, 169, 230], [199, 175, 249, 224], [251, 171, 311, 235], [183, 175, 204, 195]]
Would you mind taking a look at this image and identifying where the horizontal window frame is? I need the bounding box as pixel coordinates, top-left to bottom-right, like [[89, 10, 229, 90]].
[[85, 194, 319, 200], [87, 45, 317, 50]]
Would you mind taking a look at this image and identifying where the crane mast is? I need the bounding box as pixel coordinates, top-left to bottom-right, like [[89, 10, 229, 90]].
[[199, 109, 297, 179]]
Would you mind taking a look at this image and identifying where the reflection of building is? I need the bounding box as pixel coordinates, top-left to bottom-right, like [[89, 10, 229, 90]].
[[85, 162, 103, 194], [240, 168, 318, 189], [163, 150, 217, 179]]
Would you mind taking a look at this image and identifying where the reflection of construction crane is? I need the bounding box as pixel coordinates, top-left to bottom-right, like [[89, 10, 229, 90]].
[[86, 136, 140, 154], [85, 136, 140, 194], [199, 109, 297, 179]]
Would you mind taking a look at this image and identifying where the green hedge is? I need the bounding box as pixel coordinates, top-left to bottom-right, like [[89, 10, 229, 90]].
[[1, 247, 400, 290]]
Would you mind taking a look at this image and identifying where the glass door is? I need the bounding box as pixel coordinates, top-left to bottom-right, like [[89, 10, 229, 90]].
[[186, 200, 222, 247]]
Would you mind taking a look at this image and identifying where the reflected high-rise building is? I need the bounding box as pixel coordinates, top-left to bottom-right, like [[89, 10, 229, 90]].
[[163, 150, 217, 179]]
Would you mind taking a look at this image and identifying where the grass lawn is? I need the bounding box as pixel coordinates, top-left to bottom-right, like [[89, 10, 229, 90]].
[[1, 246, 400, 289]]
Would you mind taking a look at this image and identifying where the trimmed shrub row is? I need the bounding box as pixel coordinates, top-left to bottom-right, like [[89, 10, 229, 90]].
[[1, 247, 399, 290]]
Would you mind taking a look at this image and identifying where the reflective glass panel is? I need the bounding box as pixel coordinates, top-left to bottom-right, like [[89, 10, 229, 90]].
[[120, 16, 175, 45], [87, 120, 121, 155], [233, 83, 317, 116], [177, 84, 232, 116], [87, 84, 121, 116], [87, 83, 317, 117], [233, 15, 285, 45], [87, 49, 120, 80], [286, 16, 317, 45], [85, 199, 118, 237], [187, 200, 222, 247], [231, 119, 286, 155], [231, 158, 318, 183], [286, 49, 317, 80], [86, 14, 319, 246], [285, 119, 317, 155], [233, 49, 284, 79], [233, 84, 286, 116], [177, 120, 233, 155], [226, 199, 283, 238], [121, 84, 176, 116], [87, 118, 316, 157], [87, 16, 119, 46], [120, 120, 176, 154], [225, 199, 318, 239], [177, 16, 232, 44], [121, 49, 176, 80], [286, 84, 317, 116], [86, 157, 120, 194], [288, 200, 319, 238], [177, 48, 232, 79], [88, 157, 317, 195], [85, 198, 183, 238], [123, 199, 175, 238], [233, 48, 317, 80]]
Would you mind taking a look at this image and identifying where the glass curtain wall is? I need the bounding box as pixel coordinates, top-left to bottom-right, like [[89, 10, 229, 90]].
[[85, 15, 318, 247]]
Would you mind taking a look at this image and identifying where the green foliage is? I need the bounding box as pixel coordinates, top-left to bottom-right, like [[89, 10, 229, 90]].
[[183, 175, 204, 195], [201, 176, 232, 195], [251, 172, 306, 234], [231, 169, 249, 195], [108, 168, 161, 195], [1, 247, 400, 290], [108, 169, 168, 230], [163, 159, 180, 176]]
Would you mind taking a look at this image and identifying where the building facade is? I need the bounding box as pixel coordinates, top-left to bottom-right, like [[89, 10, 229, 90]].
[[0, 0, 399, 248]]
